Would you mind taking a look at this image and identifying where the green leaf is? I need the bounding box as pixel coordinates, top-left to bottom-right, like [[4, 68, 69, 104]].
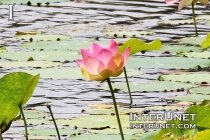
[[201, 33, 210, 48], [100, 81, 197, 92], [0, 72, 40, 132], [153, 104, 210, 140], [104, 31, 154, 38], [126, 57, 210, 69], [180, 36, 206, 46], [0, 61, 61, 68], [15, 34, 70, 41], [20, 39, 126, 51], [158, 72, 210, 84], [192, 129, 210, 140], [118, 38, 162, 56]]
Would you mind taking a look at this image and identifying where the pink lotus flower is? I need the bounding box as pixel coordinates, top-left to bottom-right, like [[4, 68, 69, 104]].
[[165, 0, 209, 10], [76, 40, 130, 81]]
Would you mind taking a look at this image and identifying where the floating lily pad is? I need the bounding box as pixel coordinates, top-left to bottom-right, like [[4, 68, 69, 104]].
[[20, 39, 126, 51], [168, 94, 210, 102], [158, 72, 210, 84], [55, 114, 165, 129], [104, 31, 154, 38], [126, 56, 210, 69], [183, 51, 210, 59], [87, 104, 121, 109], [28, 135, 56, 140], [0, 61, 62, 68], [159, 19, 200, 25], [146, 105, 182, 111], [87, 108, 142, 115], [180, 36, 206, 46], [100, 81, 197, 92], [160, 45, 202, 53], [0, 51, 80, 62], [28, 128, 84, 137], [190, 87, 210, 95], [89, 128, 144, 135], [15, 34, 70, 41], [16, 118, 51, 125], [21, 109, 50, 119], [69, 133, 141, 140], [138, 131, 158, 140], [22, 67, 144, 79], [196, 15, 210, 20]]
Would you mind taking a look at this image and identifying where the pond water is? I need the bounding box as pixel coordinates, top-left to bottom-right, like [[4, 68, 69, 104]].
[[0, 0, 210, 139]]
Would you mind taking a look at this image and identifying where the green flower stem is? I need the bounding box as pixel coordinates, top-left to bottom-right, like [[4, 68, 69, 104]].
[[192, 3, 198, 36], [123, 67, 132, 104], [46, 104, 61, 140], [106, 78, 125, 140], [19, 106, 28, 140]]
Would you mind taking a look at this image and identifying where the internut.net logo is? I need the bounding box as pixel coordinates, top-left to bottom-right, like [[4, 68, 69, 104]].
[[129, 112, 196, 129]]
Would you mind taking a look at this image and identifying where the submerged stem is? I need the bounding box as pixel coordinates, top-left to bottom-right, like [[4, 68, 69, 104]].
[[192, 3, 198, 36], [106, 78, 124, 140], [19, 106, 28, 140], [123, 67, 132, 104], [46, 104, 61, 140]]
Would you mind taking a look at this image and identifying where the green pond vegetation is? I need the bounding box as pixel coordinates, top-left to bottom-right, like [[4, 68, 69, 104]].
[[1, 0, 210, 140]]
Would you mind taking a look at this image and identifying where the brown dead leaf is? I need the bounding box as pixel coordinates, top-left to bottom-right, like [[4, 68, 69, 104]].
[[15, 31, 36, 35]]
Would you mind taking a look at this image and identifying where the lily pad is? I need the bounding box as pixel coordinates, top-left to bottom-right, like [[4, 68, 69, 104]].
[[20, 39, 126, 51], [183, 51, 210, 59], [190, 87, 210, 95], [28, 135, 56, 140], [16, 118, 51, 125], [104, 31, 154, 38], [20, 109, 50, 119], [168, 94, 210, 102], [0, 51, 80, 62], [146, 105, 182, 111], [86, 108, 142, 115], [22, 67, 144, 79], [28, 128, 84, 137], [69, 133, 141, 140], [55, 115, 165, 129], [126, 56, 210, 69], [15, 34, 70, 41], [100, 81, 197, 92], [89, 128, 144, 135], [159, 19, 200, 25], [180, 36, 206, 46], [0, 61, 62, 68], [158, 72, 210, 84], [160, 45, 202, 53]]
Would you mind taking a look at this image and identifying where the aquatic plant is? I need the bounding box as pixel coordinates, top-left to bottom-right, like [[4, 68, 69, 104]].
[[165, 0, 209, 36], [0, 72, 40, 139], [76, 39, 130, 140]]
